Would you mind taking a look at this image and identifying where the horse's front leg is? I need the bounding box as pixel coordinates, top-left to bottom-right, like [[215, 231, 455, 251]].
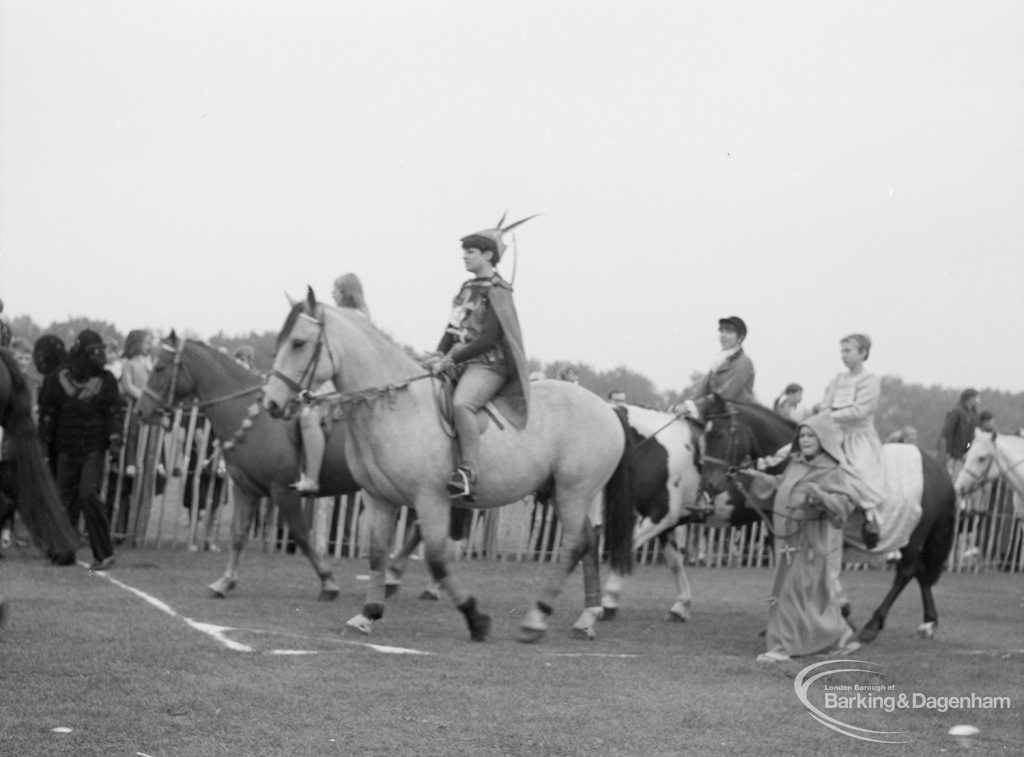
[[273, 486, 340, 601], [208, 482, 255, 598], [346, 494, 400, 634], [661, 533, 692, 622]]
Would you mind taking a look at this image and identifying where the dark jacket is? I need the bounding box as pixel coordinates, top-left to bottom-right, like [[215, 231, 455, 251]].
[[694, 349, 756, 415], [38, 368, 123, 455], [940, 402, 977, 460]]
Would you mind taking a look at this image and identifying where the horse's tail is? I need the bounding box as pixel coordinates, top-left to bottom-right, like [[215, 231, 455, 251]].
[[603, 407, 637, 575], [0, 352, 77, 565], [915, 450, 956, 586]]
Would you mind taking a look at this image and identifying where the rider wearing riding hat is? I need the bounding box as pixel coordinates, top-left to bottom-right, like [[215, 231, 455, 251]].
[[684, 315, 756, 421], [427, 214, 536, 502]]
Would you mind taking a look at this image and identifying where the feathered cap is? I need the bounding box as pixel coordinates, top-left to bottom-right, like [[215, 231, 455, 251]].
[[460, 212, 540, 263]]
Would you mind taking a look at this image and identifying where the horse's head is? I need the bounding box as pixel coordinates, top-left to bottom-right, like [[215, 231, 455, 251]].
[[137, 330, 193, 426], [264, 287, 335, 420], [954, 428, 998, 496], [700, 400, 753, 496], [699, 395, 796, 497]]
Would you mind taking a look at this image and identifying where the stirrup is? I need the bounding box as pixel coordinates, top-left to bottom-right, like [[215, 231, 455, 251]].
[[290, 476, 320, 495], [446, 467, 476, 502]]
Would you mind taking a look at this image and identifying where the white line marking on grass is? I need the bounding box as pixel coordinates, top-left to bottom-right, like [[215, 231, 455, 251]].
[[955, 649, 1024, 656], [90, 569, 431, 656], [550, 653, 641, 658]]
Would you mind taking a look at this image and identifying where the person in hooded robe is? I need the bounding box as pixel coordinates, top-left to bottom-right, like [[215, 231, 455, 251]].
[[739, 413, 868, 661], [37, 329, 122, 570]]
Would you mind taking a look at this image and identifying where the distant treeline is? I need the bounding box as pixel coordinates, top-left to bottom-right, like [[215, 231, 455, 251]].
[[11, 315, 1023, 456]]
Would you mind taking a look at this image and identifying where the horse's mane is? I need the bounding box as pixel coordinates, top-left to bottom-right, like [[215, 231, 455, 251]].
[[729, 399, 797, 448], [278, 300, 422, 367]]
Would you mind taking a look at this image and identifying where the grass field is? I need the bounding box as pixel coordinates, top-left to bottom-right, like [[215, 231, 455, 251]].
[[0, 547, 1020, 757]]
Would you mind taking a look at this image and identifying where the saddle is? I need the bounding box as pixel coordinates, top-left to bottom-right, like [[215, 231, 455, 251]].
[[843, 443, 923, 555], [435, 377, 513, 438]]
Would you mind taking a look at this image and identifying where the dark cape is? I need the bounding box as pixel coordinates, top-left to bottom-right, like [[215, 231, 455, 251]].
[[488, 277, 530, 429]]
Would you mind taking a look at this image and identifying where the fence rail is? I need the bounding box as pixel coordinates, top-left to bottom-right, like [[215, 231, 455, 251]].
[[90, 403, 1024, 574]]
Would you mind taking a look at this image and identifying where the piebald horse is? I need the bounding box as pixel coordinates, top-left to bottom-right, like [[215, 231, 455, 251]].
[[700, 397, 956, 644], [263, 289, 636, 642], [136, 333, 357, 600]]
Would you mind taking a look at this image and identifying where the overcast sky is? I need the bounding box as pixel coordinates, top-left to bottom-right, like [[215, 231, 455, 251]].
[[2, 1, 1022, 404]]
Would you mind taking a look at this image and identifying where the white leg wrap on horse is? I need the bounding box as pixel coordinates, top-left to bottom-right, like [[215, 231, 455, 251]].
[[384, 568, 401, 586], [570, 606, 601, 640], [667, 599, 691, 622], [521, 607, 549, 633], [346, 613, 374, 634], [916, 621, 936, 639]]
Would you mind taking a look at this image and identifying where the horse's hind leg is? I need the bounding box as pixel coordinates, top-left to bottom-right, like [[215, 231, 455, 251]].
[[520, 494, 594, 644], [273, 487, 341, 601], [570, 519, 602, 640], [857, 552, 915, 644]]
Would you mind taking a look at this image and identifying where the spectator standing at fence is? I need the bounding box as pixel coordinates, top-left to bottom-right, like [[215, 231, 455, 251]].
[[232, 344, 257, 373], [37, 329, 122, 570], [938, 388, 979, 480], [1, 337, 35, 551], [0, 299, 11, 349], [292, 273, 371, 494], [559, 366, 579, 384], [608, 389, 627, 407], [32, 335, 69, 469], [105, 338, 123, 381], [119, 330, 153, 402], [978, 410, 995, 433], [773, 383, 809, 422]]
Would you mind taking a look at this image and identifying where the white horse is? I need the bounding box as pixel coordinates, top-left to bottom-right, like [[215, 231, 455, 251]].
[[262, 290, 637, 643], [955, 428, 1024, 502]]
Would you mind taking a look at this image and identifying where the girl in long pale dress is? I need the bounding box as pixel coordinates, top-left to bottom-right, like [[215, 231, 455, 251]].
[[292, 274, 370, 493], [820, 333, 884, 549], [741, 413, 867, 661]]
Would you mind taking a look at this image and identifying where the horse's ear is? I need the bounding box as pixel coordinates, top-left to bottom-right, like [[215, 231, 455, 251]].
[[305, 286, 317, 313], [168, 329, 178, 345], [285, 292, 297, 308]]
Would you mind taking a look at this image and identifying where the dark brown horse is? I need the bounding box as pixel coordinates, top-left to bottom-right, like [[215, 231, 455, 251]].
[[136, 334, 360, 600], [700, 396, 956, 644], [0, 350, 78, 624]]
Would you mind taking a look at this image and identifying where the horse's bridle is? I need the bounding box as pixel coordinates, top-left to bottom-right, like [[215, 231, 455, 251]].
[[142, 339, 262, 417], [700, 408, 744, 494], [957, 432, 1024, 492], [271, 311, 338, 407], [142, 339, 187, 416]]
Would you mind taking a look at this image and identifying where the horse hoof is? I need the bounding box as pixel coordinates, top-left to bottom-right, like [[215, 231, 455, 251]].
[[318, 588, 340, 602], [469, 614, 491, 642], [517, 626, 546, 644], [346, 614, 373, 635], [207, 579, 236, 598], [599, 606, 617, 621], [666, 601, 690, 622], [419, 589, 440, 601], [570, 626, 596, 641], [385, 583, 400, 599], [915, 622, 936, 639]]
